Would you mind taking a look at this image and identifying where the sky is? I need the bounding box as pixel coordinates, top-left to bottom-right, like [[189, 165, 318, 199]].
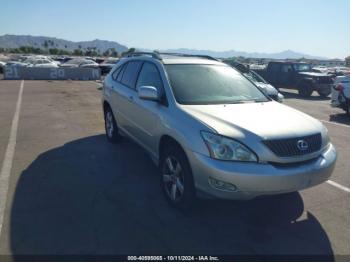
[[0, 0, 349, 58]]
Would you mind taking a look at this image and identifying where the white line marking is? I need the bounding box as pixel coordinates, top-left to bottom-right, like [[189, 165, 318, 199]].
[[321, 119, 350, 128], [327, 180, 350, 193], [0, 80, 24, 235]]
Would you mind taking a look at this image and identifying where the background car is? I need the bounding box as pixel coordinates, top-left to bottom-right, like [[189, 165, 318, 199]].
[[254, 61, 334, 97], [23, 57, 59, 68], [228, 61, 284, 102], [5, 61, 28, 67], [59, 58, 99, 68], [99, 58, 119, 75], [312, 66, 329, 74], [331, 75, 350, 115], [0, 61, 6, 73]]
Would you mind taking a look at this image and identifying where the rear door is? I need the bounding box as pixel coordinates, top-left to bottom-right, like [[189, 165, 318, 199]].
[[266, 63, 280, 86], [110, 61, 143, 135], [278, 64, 294, 88]]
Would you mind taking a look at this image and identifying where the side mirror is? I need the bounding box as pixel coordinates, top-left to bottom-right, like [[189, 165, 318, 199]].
[[138, 86, 160, 101], [277, 93, 284, 103]]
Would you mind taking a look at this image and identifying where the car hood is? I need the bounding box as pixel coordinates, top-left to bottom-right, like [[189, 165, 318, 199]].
[[181, 101, 323, 140], [60, 64, 79, 68], [33, 64, 58, 68], [298, 72, 329, 77]]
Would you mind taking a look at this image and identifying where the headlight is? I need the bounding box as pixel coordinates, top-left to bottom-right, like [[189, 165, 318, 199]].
[[201, 131, 258, 162], [323, 127, 330, 148]]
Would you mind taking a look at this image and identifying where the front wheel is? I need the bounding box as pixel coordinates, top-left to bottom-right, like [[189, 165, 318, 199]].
[[317, 90, 331, 97], [160, 144, 196, 209]]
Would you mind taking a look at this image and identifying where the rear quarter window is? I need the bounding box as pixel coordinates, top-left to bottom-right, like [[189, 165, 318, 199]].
[[112, 64, 123, 80], [121, 61, 143, 89]]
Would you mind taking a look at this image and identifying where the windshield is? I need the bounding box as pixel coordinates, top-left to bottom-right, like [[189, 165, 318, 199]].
[[293, 64, 311, 72], [105, 59, 118, 64], [243, 71, 266, 84], [165, 64, 269, 105], [23, 58, 35, 64], [64, 59, 82, 65]]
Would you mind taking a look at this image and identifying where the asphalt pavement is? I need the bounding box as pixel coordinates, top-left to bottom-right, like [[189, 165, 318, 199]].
[[0, 80, 349, 258]]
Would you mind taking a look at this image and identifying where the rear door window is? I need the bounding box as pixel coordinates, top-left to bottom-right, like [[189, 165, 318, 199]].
[[269, 63, 280, 72], [121, 61, 143, 89], [281, 64, 293, 73]]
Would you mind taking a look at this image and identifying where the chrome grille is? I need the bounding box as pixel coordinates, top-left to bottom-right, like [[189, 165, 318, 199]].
[[263, 133, 322, 157], [318, 77, 333, 84]]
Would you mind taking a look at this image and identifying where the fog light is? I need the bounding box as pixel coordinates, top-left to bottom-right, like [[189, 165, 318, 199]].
[[209, 177, 237, 192]]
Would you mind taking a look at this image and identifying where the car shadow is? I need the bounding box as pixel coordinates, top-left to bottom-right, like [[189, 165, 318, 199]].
[[329, 113, 350, 126], [280, 90, 331, 101], [9, 135, 334, 258]]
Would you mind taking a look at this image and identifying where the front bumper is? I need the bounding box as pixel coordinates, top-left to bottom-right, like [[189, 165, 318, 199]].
[[314, 83, 332, 93], [187, 144, 337, 200]]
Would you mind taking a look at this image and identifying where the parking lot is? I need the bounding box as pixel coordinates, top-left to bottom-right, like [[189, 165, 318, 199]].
[[0, 79, 349, 257]]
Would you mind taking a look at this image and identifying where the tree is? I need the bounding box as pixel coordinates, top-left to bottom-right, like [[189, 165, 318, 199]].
[[43, 40, 49, 49], [73, 49, 83, 56], [121, 47, 135, 57], [10, 48, 20, 54], [49, 48, 59, 55], [346, 56, 350, 67], [103, 49, 110, 57], [110, 48, 118, 57], [19, 46, 30, 53]]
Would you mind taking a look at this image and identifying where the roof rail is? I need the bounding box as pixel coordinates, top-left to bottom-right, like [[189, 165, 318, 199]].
[[159, 52, 219, 61], [124, 52, 162, 60], [123, 51, 219, 62]]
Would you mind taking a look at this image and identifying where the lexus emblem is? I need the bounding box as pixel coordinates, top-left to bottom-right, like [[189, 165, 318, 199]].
[[297, 140, 309, 151]]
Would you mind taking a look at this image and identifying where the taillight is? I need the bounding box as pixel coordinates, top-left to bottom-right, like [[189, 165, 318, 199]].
[[334, 84, 344, 91]]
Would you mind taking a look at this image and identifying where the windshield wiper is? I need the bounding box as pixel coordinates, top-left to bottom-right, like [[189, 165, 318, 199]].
[[253, 99, 269, 103], [232, 99, 268, 103]]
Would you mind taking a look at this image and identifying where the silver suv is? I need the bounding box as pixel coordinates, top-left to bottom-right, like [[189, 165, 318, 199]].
[[102, 52, 337, 208]]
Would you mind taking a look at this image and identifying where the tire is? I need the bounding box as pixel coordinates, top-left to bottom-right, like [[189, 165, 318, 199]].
[[104, 106, 120, 143], [298, 82, 313, 97], [160, 143, 196, 209], [346, 105, 350, 116], [317, 90, 331, 97]]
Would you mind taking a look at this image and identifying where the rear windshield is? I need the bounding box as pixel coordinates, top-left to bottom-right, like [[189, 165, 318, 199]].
[[165, 64, 269, 105]]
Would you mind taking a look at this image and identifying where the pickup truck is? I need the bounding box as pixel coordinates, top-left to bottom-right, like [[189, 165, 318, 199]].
[[254, 61, 333, 97]]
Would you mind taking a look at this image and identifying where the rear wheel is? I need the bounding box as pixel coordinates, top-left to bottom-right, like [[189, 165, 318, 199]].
[[298, 82, 313, 97], [104, 106, 120, 143], [160, 143, 196, 209]]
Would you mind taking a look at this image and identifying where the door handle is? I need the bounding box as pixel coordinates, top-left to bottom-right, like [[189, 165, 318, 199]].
[[128, 96, 134, 102]]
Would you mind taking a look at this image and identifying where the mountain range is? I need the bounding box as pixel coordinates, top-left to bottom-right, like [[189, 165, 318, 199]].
[[154, 48, 327, 60], [0, 34, 328, 59], [0, 34, 128, 53]]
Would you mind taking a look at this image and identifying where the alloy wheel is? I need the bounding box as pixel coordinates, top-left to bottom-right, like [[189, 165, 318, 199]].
[[162, 156, 185, 202]]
